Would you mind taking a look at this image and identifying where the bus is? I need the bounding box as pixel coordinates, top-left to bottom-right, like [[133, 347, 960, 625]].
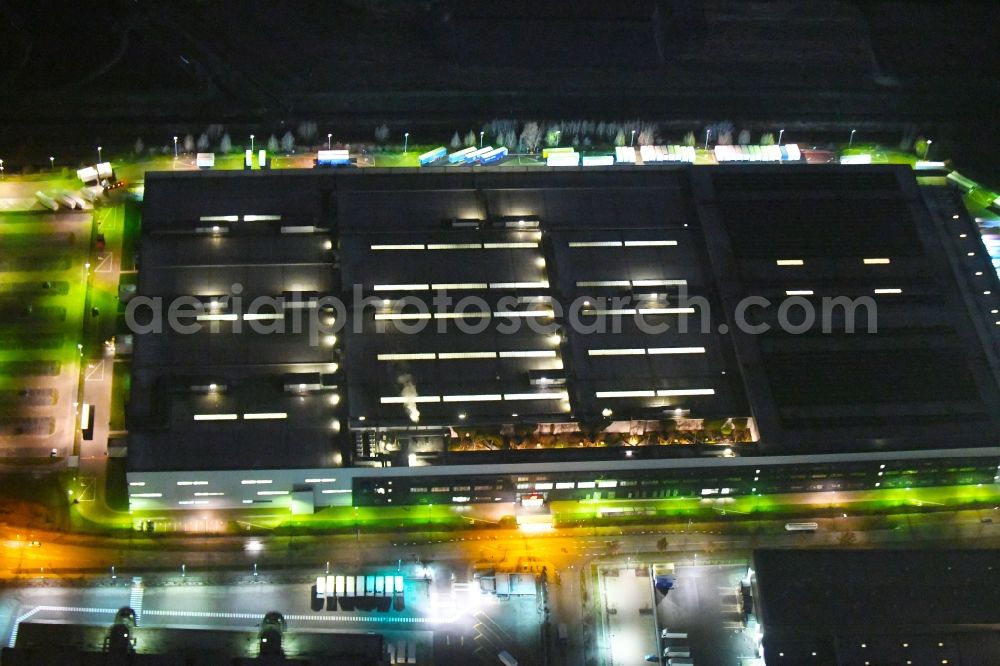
[[480, 147, 508, 165], [464, 146, 493, 164], [418, 146, 447, 166], [785, 522, 819, 531], [448, 146, 477, 163]]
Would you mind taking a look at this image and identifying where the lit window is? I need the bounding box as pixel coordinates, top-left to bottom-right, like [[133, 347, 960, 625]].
[[442, 394, 502, 402], [503, 392, 569, 401], [193, 413, 238, 421], [499, 350, 556, 358], [377, 353, 436, 361], [438, 351, 497, 359], [380, 396, 441, 404], [430, 282, 489, 290], [483, 242, 538, 249], [373, 284, 429, 291], [569, 241, 622, 248], [595, 390, 656, 398], [588, 349, 646, 356]]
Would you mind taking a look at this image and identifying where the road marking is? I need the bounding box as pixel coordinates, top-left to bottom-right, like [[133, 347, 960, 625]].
[[141, 609, 437, 624], [94, 252, 113, 273], [130, 577, 144, 625], [7, 607, 41, 648], [85, 360, 105, 382], [76, 477, 96, 502]]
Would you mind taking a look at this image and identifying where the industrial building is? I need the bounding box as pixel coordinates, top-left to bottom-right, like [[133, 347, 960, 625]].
[[125, 165, 1000, 511], [752, 549, 1000, 665]]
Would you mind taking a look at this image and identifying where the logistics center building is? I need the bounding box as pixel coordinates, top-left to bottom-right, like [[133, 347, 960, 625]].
[[125, 165, 1000, 511]]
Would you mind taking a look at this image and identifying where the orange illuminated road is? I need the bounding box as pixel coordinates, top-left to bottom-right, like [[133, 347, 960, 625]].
[[3, 506, 998, 581]]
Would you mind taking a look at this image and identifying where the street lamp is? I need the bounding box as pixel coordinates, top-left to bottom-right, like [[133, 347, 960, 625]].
[[778, 129, 785, 146], [479, 130, 484, 148], [97, 146, 102, 163], [0, 158, 4, 180], [849, 129, 856, 148], [173, 136, 178, 159], [403, 132, 409, 153], [327, 133, 332, 150], [250, 134, 255, 152], [630, 129, 636, 147], [925, 139, 933, 159], [704, 129, 711, 149], [49, 156, 54, 171]]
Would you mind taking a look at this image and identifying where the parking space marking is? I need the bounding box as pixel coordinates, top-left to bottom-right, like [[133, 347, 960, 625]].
[[85, 360, 105, 382], [94, 252, 113, 273], [76, 477, 96, 502]]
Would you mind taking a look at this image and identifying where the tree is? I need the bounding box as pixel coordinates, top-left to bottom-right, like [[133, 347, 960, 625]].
[[206, 124, 224, 140], [280, 131, 295, 153], [571, 134, 580, 148], [504, 129, 517, 148], [197, 133, 210, 151], [838, 531, 857, 546], [519, 122, 542, 153], [613, 129, 626, 147], [133, 137, 144, 155], [718, 130, 733, 146], [267, 135, 279, 152], [183, 134, 195, 153], [374, 123, 390, 143], [637, 128, 655, 146], [760, 132, 776, 146], [450, 132, 461, 149], [296, 121, 318, 142], [219, 133, 232, 153], [682, 131, 696, 147], [737, 129, 751, 145], [464, 130, 476, 147]]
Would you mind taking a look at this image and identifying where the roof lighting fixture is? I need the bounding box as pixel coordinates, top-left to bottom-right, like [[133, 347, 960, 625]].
[[371, 244, 425, 250], [193, 413, 238, 421], [785, 290, 814, 296], [656, 388, 715, 396], [863, 258, 891, 264], [442, 394, 502, 402], [589, 348, 645, 356], [874, 288, 902, 294], [623, 240, 677, 247], [776, 259, 804, 266], [243, 412, 288, 420], [503, 392, 569, 401], [647, 346, 706, 354], [380, 396, 440, 404], [595, 390, 656, 398]]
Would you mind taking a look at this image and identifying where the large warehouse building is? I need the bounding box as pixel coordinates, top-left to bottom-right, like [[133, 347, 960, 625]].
[[125, 164, 1000, 511]]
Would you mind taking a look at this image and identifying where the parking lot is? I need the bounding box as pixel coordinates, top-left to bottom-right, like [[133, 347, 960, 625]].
[[654, 562, 759, 665], [597, 564, 659, 666], [0, 208, 91, 467]]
